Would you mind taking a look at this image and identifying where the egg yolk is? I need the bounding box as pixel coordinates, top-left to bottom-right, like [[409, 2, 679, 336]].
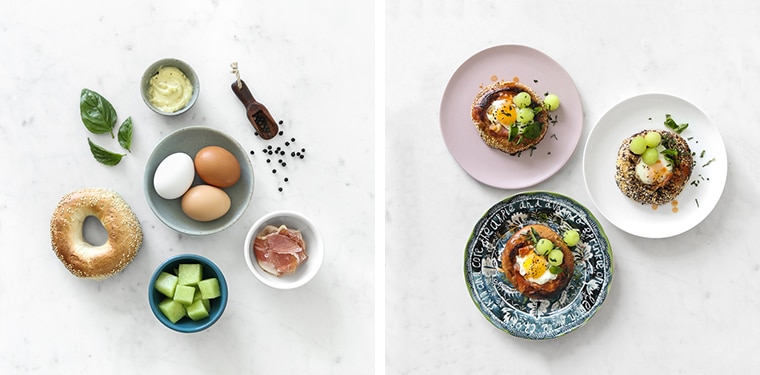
[[487, 98, 517, 127], [522, 253, 548, 280]]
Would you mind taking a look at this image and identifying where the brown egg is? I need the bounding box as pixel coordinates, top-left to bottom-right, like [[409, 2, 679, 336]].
[[194, 146, 241, 188], [181, 185, 231, 221]]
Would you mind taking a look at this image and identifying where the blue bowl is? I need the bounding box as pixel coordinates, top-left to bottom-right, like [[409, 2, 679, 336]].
[[148, 254, 228, 333]]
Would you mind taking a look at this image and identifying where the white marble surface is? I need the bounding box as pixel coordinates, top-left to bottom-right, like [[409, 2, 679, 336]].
[[0, 1, 374, 374], [386, 0, 760, 374]]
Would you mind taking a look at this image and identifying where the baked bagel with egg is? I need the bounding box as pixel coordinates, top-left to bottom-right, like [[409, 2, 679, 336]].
[[502, 224, 574, 299], [615, 129, 694, 205], [471, 81, 549, 155]]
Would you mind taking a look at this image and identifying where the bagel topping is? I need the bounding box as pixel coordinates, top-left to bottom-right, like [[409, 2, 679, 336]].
[[471, 80, 560, 155], [502, 224, 576, 299], [634, 145, 673, 186], [515, 249, 558, 285]]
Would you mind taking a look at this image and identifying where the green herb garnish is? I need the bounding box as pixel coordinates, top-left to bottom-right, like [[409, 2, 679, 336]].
[[664, 114, 688, 134], [80, 88, 117, 137], [118, 116, 133, 152], [549, 265, 563, 275], [522, 121, 543, 140], [88, 138, 125, 166], [661, 148, 679, 167], [529, 227, 540, 244]]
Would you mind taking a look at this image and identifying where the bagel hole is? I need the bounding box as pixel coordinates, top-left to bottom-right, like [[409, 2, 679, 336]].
[[82, 216, 108, 246]]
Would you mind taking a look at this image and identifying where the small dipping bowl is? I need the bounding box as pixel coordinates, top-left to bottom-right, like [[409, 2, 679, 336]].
[[141, 58, 200, 116], [243, 210, 324, 289], [144, 126, 254, 236], [148, 254, 228, 333]]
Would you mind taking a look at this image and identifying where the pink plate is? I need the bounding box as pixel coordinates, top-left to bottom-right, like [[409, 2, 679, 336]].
[[440, 45, 583, 189]]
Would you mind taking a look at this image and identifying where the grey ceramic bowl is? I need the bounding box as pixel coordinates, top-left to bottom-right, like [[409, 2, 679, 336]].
[[144, 126, 254, 235], [141, 58, 200, 116], [243, 210, 324, 289]]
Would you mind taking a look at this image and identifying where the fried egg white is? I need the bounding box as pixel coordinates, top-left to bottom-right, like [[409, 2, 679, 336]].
[[515, 252, 558, 285], [635, 145, 673, 185], [486, 98, 517, 129]]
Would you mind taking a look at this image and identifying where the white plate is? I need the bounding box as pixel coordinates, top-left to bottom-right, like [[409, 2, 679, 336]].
[[440, 45, 583, 189], [583, 93, 727, 238]]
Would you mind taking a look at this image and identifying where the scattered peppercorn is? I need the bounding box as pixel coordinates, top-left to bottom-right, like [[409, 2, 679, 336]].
[[272, 169, 276, 174], [250, 150, 255, 155], [278, 187, 283, 192]]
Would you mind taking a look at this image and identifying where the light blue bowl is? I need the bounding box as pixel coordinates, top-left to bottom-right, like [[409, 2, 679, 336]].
[[148, 254, 229, 333]]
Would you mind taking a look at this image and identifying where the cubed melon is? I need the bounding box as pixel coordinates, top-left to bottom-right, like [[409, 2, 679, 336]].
[[186, 299, 210, 321], [197, 278, 221, 299], [173, 284, 196, 306], [177, 263, 203, 286], [154, 271, 179, 298], [158, 298, 186, 323]]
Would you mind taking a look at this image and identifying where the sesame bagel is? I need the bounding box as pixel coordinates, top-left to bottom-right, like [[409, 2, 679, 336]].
[[615, 130, 694, 205], [50, 188, 142, 279], [502, 224, 574, 299], [471, 80, 549, 155]]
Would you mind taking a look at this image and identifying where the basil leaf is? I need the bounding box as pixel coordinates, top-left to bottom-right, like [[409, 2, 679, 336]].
[[549, 265, 563, 275], [522, 122, 543, 139], [664, 114, 688, 134], [118, 116, 133, 152], [88, 138, 124, 166], [80, 88, 117, 137]]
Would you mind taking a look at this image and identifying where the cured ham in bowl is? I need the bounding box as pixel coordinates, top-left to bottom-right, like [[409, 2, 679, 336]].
[[253, 225, 308, 277], [244, 211, 324, 289]]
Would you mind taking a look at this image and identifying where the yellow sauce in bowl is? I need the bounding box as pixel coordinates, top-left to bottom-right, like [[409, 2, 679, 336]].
[[148, 66, 193, 113]]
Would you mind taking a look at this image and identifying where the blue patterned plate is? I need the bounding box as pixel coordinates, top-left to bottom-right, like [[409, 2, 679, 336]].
[[464, 191, 613, 339]]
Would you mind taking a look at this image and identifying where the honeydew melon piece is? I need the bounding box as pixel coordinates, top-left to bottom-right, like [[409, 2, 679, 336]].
[[158, 298, 187, 323], [173, 284, 196, 306], [186, 299, 210, 321], [193, 289, 212, 312], [197, 278, 221, 300], [177, 263, 203, 286], [154, 271, 179, 298]]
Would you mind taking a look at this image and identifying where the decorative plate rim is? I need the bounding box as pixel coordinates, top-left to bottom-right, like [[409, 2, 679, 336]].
[[464, 191, 614, 339]]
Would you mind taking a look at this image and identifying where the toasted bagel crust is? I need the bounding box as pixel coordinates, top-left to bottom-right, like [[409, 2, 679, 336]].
[[615, 130, 694, 205], [471, 81, 549, 155], [502, 224, 574, 299], [50, 188, 142, 279]]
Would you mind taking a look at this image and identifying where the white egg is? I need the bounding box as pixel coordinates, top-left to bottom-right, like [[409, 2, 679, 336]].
[[635, 145, 673, 185], [153, 152, 195, 199]]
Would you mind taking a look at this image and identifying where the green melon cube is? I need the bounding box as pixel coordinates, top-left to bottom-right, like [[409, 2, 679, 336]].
[[197, 278, 221, 300], [177, 263, 203, 286], [173, 284, 196, 306], [192, 289, 212, 311], [158, 298, 187, 323], [186, 299, 210, 321], [154, 271, 179, 298]]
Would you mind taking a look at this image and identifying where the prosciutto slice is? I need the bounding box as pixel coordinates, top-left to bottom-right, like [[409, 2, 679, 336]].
[[253, 225, 307, 277]]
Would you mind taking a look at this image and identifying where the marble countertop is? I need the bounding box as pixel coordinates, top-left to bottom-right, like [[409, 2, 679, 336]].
[[0, 1, 374, 374], [4, 0, 760, 374], [386, 0, 760, 374]]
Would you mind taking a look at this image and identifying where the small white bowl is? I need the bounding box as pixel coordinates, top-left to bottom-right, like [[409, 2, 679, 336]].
[[243, 211, 324, 289]]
